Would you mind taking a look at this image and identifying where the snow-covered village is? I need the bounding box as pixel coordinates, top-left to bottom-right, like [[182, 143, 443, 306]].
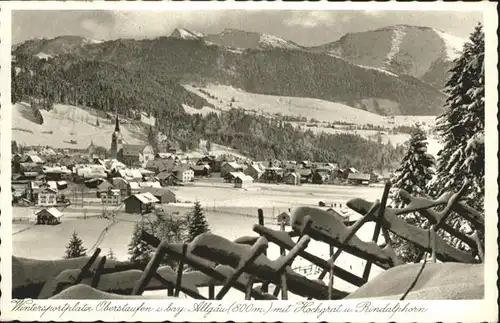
[[5, 7, 491, 312]]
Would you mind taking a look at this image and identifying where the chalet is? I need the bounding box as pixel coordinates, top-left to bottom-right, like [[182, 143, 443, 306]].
[[127, 182, 141, 196], [220, 162, 245, 178], [112, 177, 129, 194], [234, 174, 254, 189], [191, 164, 212, 177], [263, 167, 284, 182], [118, 144, 155, 167], [97, 180, 114, 195], [124, 192, 159, 214], [347, 172, 371, 185], [312, 171, 330, 184], [20, 162, 43, 173], [156, 172, 178, 187], [22, 154, 44, 164], [37, 184, 58, 206], [244, 164, 265, 180], [35, 207, 63, 225], [297, 168, 313, 183], [100, 189, 122, 205], [225, 171, 245, 183], [283, 172, 300, 185], [74, 164, 107, 180], [145, 159, 176, 173], [139, 187, 176, 204], [84, 178, 105, 189], [198, 155, 216, 170], [117, 168, 143, 182], [172, 166, 194, 183], [343, 167, 360, 180], [277, 211, 291, 226]]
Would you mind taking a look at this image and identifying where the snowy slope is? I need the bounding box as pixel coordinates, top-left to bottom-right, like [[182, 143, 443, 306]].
[[170, 28, 204, 40], [433, 28, 467, 60]]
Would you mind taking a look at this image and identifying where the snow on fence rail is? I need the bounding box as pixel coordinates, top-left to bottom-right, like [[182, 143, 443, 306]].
[[12, 180, 484, 300]]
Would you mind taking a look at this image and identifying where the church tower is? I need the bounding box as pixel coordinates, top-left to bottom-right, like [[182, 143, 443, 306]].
[[110, 112, 122, 159]]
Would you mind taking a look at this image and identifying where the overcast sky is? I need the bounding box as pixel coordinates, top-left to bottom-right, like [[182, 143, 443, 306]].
[[12, 10, 482, 46]]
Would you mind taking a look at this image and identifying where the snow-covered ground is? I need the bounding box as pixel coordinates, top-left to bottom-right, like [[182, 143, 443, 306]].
[[12, 102, 148, 149], [433, 28, 466, 60], [13, 183, 388, 299]]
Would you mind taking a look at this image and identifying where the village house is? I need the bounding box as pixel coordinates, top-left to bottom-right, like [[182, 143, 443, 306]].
[[244, 163, 265, 180], [283, 172, 300, 185], [156, 172, 178, 187], [191, 164, 212, 177], [84, 178, 105, 189], [145, 159, 176, 173], [100, 189, 122, 205], [297, 168, 313, 183], [312, 171, 330, 184], [343, 167, 360, 180], [347, 172, 371, 185], [97, 180, 114, 196], [111, 177, 129, 196], [220, 161, 245, 178], [197, 155, 217, 170], [139, 187, 176, 204], [172, 165, 195, 183], [117, 168, 143, 182], [19, 162, 43, 174], [74, 164, 107, 181], [21, 154, 45, 164], [234, 174, 254, 189], [37, 183, 58, 206], [127, 182, 141, 196], [263, 167, 284, 182], [224, 171, 245, 183], [118, 144, 155, 167], [124, 192, 159, 214], [139, 181, 162, 189], [35, 207, 63, 225]]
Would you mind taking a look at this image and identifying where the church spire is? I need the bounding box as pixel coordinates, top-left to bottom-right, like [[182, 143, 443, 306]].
[[114, 115, 120, 132]]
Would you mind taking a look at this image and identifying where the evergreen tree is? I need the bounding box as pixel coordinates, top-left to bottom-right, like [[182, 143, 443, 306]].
[[107, 248, 117, 261], [430, 23, 485, 212], [128, 222, 154, 265], [64, 231, 87, 259], [388, 126, 435, 262], [96, 118, 100, 127], [187, 201, 210, 242]]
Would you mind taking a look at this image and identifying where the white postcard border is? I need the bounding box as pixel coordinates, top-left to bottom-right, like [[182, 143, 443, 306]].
[[0, 1, 498, 322]]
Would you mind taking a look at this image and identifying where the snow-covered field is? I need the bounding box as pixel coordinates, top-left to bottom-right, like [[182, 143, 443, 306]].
[[13, 183, 387, 298], [12, 102, 147, 149]]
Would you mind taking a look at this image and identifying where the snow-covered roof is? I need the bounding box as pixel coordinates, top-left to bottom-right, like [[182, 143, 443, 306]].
[[36, 207, 63, 218], [225, 161, 244, 169], [139, 182, 161, 188], [132, 192, 160, 204], [128, 182, 140, 189]]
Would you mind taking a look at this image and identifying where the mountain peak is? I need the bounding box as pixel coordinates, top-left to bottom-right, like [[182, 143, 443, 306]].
[[170, 28, 204, 40]]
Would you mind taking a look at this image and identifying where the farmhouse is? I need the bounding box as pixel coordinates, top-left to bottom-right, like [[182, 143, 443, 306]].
[[234, 174, 254, 189], [312, 171, 330, 184], [244, 163, 265, 180], [347, 172, 371, 185], [343, 167, 360, 179], [37, 184, 58, 206], [145, 159, 176, 173], [118, 144, 155, 167], [283, 172, 300, 185], [100, 189, 121, 205], [112, 177, 129, 194], [220, 162, 245, 178], [172, 166, 194, 183], [156, 171, 178, 187], [35, 207, 63, 225], [297, 168, 313, 183], [139, 187, 176, 204], [124, 192, 159, 214], [191, 164, 212, 177]]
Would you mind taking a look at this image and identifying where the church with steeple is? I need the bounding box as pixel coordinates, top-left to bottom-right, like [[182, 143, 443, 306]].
[[110, 114, 122, 159]]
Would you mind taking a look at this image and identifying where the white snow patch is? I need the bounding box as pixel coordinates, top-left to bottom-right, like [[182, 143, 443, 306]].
[[226, 48, 244, 54], [433, 29, 466, 60], [385, 27, 406, 65], [259, 34, 300, 50], [356, 64, 398, 77], [182, 103, 220, 116], [176, 28, 204, 40], [35, 52, 53, 60]]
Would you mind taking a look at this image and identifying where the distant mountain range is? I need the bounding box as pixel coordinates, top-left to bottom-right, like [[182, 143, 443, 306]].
[[13, 24, 467, 116]]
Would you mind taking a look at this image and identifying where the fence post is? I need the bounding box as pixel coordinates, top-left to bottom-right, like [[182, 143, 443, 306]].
[[257, 208, 268, 294]]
